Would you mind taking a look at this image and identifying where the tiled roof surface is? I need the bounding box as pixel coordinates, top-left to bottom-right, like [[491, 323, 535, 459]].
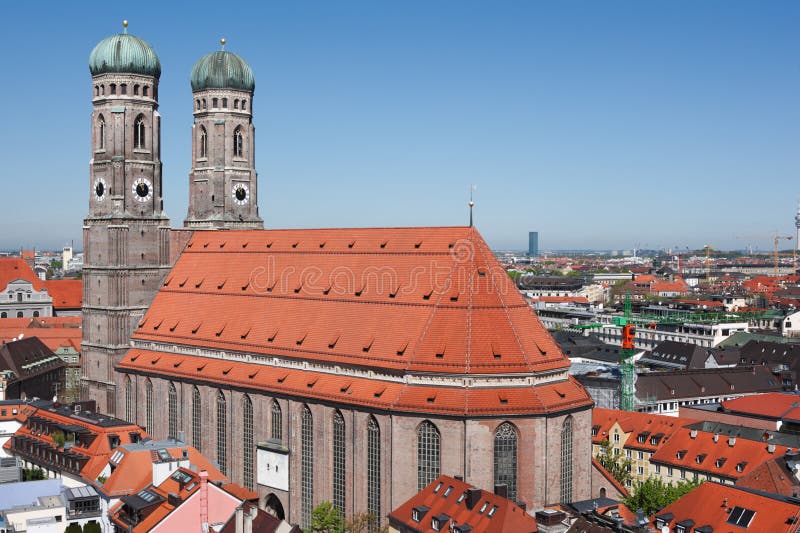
[[43, 279, 83, 309], [649, 427, 788, 480], [652, 481, 800, 532], [0, 258, 45, 292], [720, 392, 800, 420], [388, 474, 538, 533], [635, 366, 782, 402], [119, 349, 591, 416], [592, 408, 696, 452], [737, 453, 800, 497], [0, 337, 66, 379]]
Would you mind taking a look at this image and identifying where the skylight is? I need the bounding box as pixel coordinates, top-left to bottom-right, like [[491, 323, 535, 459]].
[[726, 506, 755, 528]]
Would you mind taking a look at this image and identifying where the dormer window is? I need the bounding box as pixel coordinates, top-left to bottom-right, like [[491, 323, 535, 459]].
[[736, 462, 747, 472], [591, 425, 599, 437], [443, 485, 453, 497], [412, 506, 429, 522], [479, 502, 489, 514], [433, 482, 443, 494], [431, 514, 450, 531], [487, 505, 498, 517]]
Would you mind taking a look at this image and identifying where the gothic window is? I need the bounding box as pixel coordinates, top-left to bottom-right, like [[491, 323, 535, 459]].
[[110, 83, 116, 95], [233, 127, 244, 157], [120, 84, 127, 95], [271, 401, 282, 441], [134, 115, 146, 149], [192, 387, 202, 450], [145, 379, 153, 432], [494, 422, 518, 502], [561, 416, 574, 503], [125, 376, 133, 423], [168, 382, 178, 439], [199, 126, 207, 158], [242, 395, 254, 490], [143, 86, 149, 97], [332, 411, 345, 514], [417, 421, 440, 491], [94, 85, 99, 97], [222, 98, 228, 108], [234, 99, 239, 109], [133, 84, 139, 96], [301, 405, 313, 529], [367, 417, 381, 533], [98, 116, 105, 150], [217, 390, 227, 475], [212, 98, 218, 108]]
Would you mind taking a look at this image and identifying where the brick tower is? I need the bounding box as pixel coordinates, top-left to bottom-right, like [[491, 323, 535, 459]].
[[184, 40, 262, 229], [81, 22, 172, 415]]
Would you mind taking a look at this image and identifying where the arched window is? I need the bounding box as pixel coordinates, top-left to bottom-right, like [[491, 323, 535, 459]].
[[192, 387, 202, 450], [202, 98, 207, 109], [216, 390, 227, 475], [494, 422, 518, 502], [332, 411, 345, 514], [233, 127, 243, 157], [199, 126, 207, 158], [98, 116, 105, 150], [271, 401, 282, 442], [134, 115, 145, 149], [1, 312, 6, 318], [100, 85, 105, 96], [145, 379, 153, 432], [196, 99, 201, 110], [17, 293, 22, 302], [417, 421, 440, 491], [367, 417, 381, 533], [143, 86, 149, 97], [133, 84, 139, 96], [120, 84, 127, 95], [242, 99, 247, 111], [222, 98, 228, 108], [234, 99, 239, 109], [32, 311, 39, 318], [561, 416, 574, 503], [212, 98, 218, 108], [242, 395, 254, 489], [110, 83, 116, 95], [168, 382, 178, 439], [125, 376, 133, 423], [301, 405, 313, 529], [16, 312, 22, 318]]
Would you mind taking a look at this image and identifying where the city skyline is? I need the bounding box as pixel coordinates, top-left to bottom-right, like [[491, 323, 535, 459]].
[[0, 1, 798, 251]]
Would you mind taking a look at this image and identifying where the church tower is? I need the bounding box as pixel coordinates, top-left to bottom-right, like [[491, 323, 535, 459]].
[[184, 40, 262, 229], [82, 22, 172, 415]]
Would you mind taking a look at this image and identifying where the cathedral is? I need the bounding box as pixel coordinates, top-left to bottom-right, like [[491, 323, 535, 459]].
[[80, 23, 593, 530]]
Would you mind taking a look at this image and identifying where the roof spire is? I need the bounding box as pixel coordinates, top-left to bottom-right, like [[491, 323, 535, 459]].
[[468, 184, 477, 227], [220, 38, 227, 50], [122, 20, 128, 34]]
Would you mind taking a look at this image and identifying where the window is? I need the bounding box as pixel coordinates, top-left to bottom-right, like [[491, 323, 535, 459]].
[[32, 311, 39, 317], [168, 382, 177, 439], [613, 433, 620, 443], [233, 127, 244, 157], [196, 99, 200, 110], [134, 115, 146, 149], [199, 126, 207, 158], [242, 99, 247, 110], [110, 83, 116, 94], [367, 417, 381, 533], [727, 506, 756, 527], [332, 411, 345, 515], [134, 84, 139, 96], [212, 98, 218, 108], [655, 464, 661, 474], [0, 312, 5, 318], [234, 99, 239, 109], [216, 390, 227, 475], [561, 416, 574, 503], [222, 98, 228, 108], [494, 422, 518, 502], [143, 86, 149, 97], [625, 449, 631, 458], [638, 466, 644, 475], [242, 395, 254, 490], [120, 84, 127, 95], [638, 451, 644, 460], [418, 421, 441, 491], [98, 116, 105, 150], [301, 406, 314, 529], [202, 98, 207, 109], [17, 293, 22, 302], [271, 401, 282, 442], [125, 376, 133, 423], [192, 387, 202, 450], [145, 379, 153, 431]]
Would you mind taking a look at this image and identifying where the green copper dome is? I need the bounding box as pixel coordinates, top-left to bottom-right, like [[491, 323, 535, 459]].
[[191, 51, 255, 92], [89, 32, 161, 78]]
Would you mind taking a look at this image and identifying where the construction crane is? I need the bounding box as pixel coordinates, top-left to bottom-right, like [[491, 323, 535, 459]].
[[735, 231, 795, 276], [703, 244, 712, 283], [612, 292, 636, 411]]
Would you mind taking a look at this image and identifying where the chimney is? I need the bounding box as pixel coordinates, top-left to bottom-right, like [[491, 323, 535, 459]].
[[200, 470, 209, 532], [167, 493, 181, 507], [729, 436, 736, 447], [235, 506, 244, 533], [454, 475, 463, 481], [517, 502, 527, 512], [768, 443, 776, 454], [494, 484, 508, 499], [465, 488, 482, 510], [690, 429, 697, 439], [713, 433, 719, 443]]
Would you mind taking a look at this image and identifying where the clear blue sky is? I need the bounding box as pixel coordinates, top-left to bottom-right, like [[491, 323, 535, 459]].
[[0, 1, 797, 252]]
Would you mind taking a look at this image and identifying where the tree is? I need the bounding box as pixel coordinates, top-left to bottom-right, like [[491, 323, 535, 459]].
[[624, 477, 702, 516], [65, 524, 82, 533], [596, 439, 632, 487], [83, 521, 101, 533], [344, 513, 388, 533], [310, 502, 344, 533], [23, 467, 45, 481]]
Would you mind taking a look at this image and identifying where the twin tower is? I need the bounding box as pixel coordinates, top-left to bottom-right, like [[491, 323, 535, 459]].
[[81, 23, 262, 413]]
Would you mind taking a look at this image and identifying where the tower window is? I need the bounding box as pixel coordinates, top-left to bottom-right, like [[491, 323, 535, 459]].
[[125, 376, 133, 423], [202, 98, 207, 109], [133, 84, 139, 96], [196, 99, 201, 110], [100, 85, 105, 96], [110, 83, 116, 95], [134, 116, 146, 149], [143, 86, 149, 97], [233, 127, 244, 157], [561, 416, 574, 503], [222, 98, 228, 108], [242, 99, 247, 111], [212, 98, 218, 108], [94, 85, 99, 97], [234, 99, 239, 109], [98, 116, 105, 150], [120, 84, 127, 95], [199, 126, 207, 158]]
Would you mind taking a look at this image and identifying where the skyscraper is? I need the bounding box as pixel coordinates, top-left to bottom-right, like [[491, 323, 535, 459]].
[[528, 231, 539, 257]]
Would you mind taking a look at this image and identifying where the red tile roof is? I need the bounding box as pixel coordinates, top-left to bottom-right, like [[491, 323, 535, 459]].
[[592, 408, 697, 452], [43, 279, 83, 309], [388, 474, 538, 533], [737, 453, 800, 497], [652, 481, 800, 532], [0, 258, 45, 292], [720, 392, 800, 420]]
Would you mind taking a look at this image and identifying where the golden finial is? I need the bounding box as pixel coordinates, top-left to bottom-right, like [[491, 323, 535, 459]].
[[122, 20, 128, 33], [220, 38, 227, 50], [468, 185, 477, 227]]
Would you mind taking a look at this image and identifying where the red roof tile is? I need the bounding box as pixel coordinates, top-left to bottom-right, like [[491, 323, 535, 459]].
[[720, 392, 800, 420], [0, 258, 45, 292], [43, 279, 83, 309]]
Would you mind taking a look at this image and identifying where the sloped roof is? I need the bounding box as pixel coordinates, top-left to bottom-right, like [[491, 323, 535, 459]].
[[592, 408, 697, 452], [0, 337, 65, 379], [121, 227, 592, 416], [0, 258, 45, 292], [635, 366, 782, 402], [388, 474, 538, 533], [591, 458, 629, 498], [737, 453, 800, 497], [720, 392, 800, 420], [43, 279, 82, 309]]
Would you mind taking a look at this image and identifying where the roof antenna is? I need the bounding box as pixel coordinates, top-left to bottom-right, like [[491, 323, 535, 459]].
[[469, 184, 477, 227], [122, 20, 128, 34], [220, 38, 227, 50]]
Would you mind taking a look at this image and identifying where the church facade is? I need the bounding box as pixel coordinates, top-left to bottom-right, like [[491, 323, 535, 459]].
[[81, 24, 594, 530]]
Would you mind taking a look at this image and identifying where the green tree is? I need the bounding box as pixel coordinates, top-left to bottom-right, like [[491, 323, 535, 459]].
[[624, 477, 702, 516], [65, 524, 82, 533], [309, 502, 344, 533], [23, 467, 46, 481], [83, 521, 101, 533], [596, 439, 632, 487]]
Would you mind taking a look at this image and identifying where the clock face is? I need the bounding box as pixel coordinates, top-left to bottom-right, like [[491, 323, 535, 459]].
[[133, 178, 153, 202], [232, 183, 249, 205], [93, 177, 106, 201]]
